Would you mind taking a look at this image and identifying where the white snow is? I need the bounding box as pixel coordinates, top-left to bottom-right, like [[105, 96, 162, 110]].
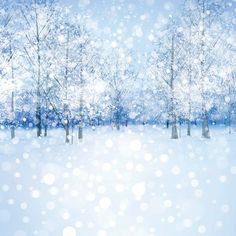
[[99, 197, 111, 209], [132, 182, 146, 200], [0, 125, 236, 236], [63, 226, 77, 236], [42, 173, 56, 185]]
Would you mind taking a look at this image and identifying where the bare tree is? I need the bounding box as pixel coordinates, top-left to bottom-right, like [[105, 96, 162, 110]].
[[21, 0, 57, 137], [149, 16, 184, 139]]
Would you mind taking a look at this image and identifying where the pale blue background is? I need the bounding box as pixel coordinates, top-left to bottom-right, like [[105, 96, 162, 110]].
[[59, 0, 182, 53]]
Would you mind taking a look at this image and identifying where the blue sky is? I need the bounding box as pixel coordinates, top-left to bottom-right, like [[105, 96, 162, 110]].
[[59, 0, 182, 53]]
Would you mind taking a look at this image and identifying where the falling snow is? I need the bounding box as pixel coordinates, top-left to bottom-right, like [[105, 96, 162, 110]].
[[0, 0, 235, 235]]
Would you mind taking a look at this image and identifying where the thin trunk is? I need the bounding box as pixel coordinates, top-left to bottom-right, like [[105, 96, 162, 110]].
[[187, 94, 192, 136], [171, 114, 178, 139], [44, 125, 47, 137], [78, 42, 84, 142], [78, 97, 83, 142], [187, 118, 191, 136], [36, 101, 42, 137], [187, 27, 193, 137], [166, 119, 169, 129], [78, 99, 83, 141], [64, 104, 70, 143], [228, 109, 231, 134], [10, 43, 15, 139], [228, 84, 232, 134], [170, 34, 178, 139], [78, 124, 83, 141], [78, 69, 84, 142], [11, 91, 15, 139], [114, 92, 121, 131], [44, 102, 48, 137], [44, 74, 49, 137], [36, 10, 42, 137], [115, 111, 120, 130], [65, 115, 70, 143], [202, 110, 210, 138], [200, 0, 210, 139], [116, 123, 120, 130], [115, 107, 120, 130], [179, 121, 182, 138], [64, 29, 70, 143], [71, 126, 74, 144]]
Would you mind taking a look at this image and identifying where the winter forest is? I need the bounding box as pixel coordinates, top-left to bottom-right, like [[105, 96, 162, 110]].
[[0, 0, 236, 236], [0, 0, 234, 141]]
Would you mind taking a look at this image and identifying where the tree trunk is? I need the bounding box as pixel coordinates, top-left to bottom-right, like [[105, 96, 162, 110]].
[[187, 65, 192, 136], [228, 84, 232, 134], [78, 96, 83, 142], [11, 93, 15, 139], [200, 0, 210, 139], [228, 109, 231, 134], [187, 100, 191, 136], [64, 104, 70, 143], [36, 13, 42, 138], [10, 88, 15, 139], [71, 126, 74, 144], [11, 127, 15, 139], [64, 29, 70, 143], [115, 109, 120, 130], [166, 119, 169, 129], [78, 124, 83, 142], [170, 34, 178, 139], [116, 123, 120, 131], [44, 125, 47, 137], [44, 102, 48, 137], [36, 102, 42, 137], [187, 23, 193, 137], [202, 110, 210, 138], [179, 121, 182, 138], [44, 104, 48, 137], [65, 121, 70, 143], [171, 114, 178, 139], [187, 119, 191, 136], [10, 44, 15, 139]]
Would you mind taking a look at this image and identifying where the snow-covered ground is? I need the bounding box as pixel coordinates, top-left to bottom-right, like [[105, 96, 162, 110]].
[[0, 125, 236, 236]]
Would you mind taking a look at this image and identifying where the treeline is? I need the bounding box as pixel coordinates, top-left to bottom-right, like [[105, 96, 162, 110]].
[[0, 0, 235, 142]]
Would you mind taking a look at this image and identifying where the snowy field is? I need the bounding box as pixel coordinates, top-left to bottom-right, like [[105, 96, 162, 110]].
[[0, 125, 236, 236]]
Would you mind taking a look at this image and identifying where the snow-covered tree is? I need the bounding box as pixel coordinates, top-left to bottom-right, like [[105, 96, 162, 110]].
[[0, 1, 23, 139], [100, 45, 136, 130], [149, 16, 185, 139], [20, 0, 59, 137], [182, 0, 226, 138]]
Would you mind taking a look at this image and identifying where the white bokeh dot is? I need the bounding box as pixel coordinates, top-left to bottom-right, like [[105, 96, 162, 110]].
[[198, 225, 206, 234], [99, 197, 111, 209], [43, 173, 55, 185], [130, 139, 142, 152], [105, 139, 113, 148], [32, 190, 40, 198], [159, 154, 169, 163], [63, 226, 76, 236]]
